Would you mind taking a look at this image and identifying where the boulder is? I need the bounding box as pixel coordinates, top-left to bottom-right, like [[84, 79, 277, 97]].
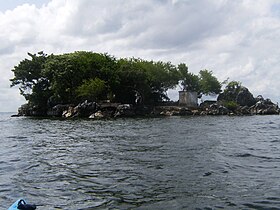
[[236, 87, 256, 106], [47, 104, 70, 117], [75, 100, 99, 117], [62, 106, 76, 118], [199, 103, 229, 115], [238, 106, 251, 115], [255, 95, 264, 102], [159, 110, 173, 116], [218, 86, 256, 107], [192, 110, 201, 115], [178, 107, 193, 116], [218, 105, 229, 115], [114, 104, 135, 117], [89, 111, 105, 119], [18, 104, 31, 116], [249, 97, 279, 115], [199, 100, 216, 109], [60, 100, 99, 118]]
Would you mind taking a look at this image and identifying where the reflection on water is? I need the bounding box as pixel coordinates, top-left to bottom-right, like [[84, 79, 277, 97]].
[[0, 113, 280, 209]]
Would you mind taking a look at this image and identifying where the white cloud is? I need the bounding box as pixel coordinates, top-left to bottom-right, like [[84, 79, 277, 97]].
[[1, 0, 280, 111]]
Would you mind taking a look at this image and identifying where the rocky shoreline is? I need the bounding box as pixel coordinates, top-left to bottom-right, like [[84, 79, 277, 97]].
[[14, 94, 279, 119]]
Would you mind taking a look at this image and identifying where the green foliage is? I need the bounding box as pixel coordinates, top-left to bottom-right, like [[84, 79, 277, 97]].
[[224, 81, 242, 93], [178, 63, 200, 92], [10, 51, 223, 111], [10, 51, 48, 100], [115, 58, 180, 104], [199, 70, 222, 95], [220, 80, 242, 102], [178, 64, 221, 95], [223, 100, 238, 111], [76, 78, 106, 101]]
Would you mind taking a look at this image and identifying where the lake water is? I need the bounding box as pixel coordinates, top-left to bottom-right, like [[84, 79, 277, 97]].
[[0, 113, 280, 209]]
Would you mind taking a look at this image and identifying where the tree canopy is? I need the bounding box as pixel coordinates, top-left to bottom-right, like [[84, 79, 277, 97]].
[[178, 64, 221, 95], [11, 51, 222, 113]]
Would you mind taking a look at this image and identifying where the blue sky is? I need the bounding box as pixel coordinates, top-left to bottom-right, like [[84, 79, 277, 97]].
[[1, 0, 280, 112], [0, 0, 49, 11]]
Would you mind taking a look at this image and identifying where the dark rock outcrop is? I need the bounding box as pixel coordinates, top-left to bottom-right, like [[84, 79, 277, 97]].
[[218, 86, 256, 107], [47, 104, 70, 117], [114, 104, 135, 118], [58, 100, 100, 118], [15, 93, 279, 118], [236, 87, 256, 106], [18, 104, 46, 116], [249, 96, 279, 115]]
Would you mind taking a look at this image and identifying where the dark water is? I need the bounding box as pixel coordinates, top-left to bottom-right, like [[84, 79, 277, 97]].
[[0, 113, 280, 210]]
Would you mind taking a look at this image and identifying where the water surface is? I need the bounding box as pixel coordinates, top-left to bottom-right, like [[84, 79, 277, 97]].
[[0, 113, 280, 209]]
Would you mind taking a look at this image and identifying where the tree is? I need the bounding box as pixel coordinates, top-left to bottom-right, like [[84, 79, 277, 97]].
[[76, 78, 107, 101], [11, 51, 224, 114], [178, 65, 221, 95], [43, 53, 88, 104], [178, 63, 200, 92], [218, 80, 242, 103], [10, 52, 52, 113], [114, 58, 180, 104], [10, 51, 48, 100], [198, 69, 221, 95], [224, 81, 242, 93]]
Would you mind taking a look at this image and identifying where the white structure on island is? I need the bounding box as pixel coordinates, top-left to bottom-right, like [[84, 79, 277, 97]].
[[178, 91, 198, 108]]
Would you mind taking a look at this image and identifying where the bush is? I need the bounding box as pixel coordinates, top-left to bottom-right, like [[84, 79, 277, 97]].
[[223, 101, 238, 111]]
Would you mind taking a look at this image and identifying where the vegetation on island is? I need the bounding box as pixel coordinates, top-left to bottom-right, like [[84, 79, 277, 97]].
[[10, 51, 221, 115], [11, 51, 279, 117]]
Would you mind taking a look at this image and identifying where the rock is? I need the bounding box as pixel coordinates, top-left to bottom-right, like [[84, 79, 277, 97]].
[[11, 114, 20, 117], [200, 111, 208, 115], [75, 100, 99, 117], [192, 110, 201, 115], [135, 105, 152, 116], [203, 172, 212, 176], [218, 86, 256, 107], [255, 95, 264, 102], [264, 98, 274, 105], [62, 106, 76, 118], [160, 110, 173, 116], [262, 107, 279, 115], [236, 87, 256, 106], [59, 100, 100, 118], [218, 105, 229, 115], [18, 104, 30, 116], [88, 114, 95, 119], [47, 104, 70, 117], [238, 106, 251, 115], [114, 104, 135, 117], [91, 111, 105, 119], [198, 102, 229, 115], [249, 97, 279, 115], [179, 107, 193, 115], [18, 104, 46, 116], [199, 100, 216, 109]]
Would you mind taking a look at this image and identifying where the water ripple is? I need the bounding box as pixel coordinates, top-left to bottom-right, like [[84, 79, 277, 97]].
[[0, 114, 280, 209]]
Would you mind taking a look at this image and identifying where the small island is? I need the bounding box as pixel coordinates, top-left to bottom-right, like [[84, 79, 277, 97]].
[[11, 51, 279, 118]]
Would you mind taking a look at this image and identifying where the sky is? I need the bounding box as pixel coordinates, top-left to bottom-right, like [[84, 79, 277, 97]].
[[1, 0, 280, 112]]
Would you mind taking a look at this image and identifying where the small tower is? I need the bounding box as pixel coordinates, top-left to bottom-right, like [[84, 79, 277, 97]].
[[179, 91, 198, 108]]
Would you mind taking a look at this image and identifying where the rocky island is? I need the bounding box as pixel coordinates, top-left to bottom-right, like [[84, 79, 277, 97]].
[[11, 51, 279, 119]]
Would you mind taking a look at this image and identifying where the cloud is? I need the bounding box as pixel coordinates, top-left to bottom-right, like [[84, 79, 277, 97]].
[[1, 0, 280, 111]]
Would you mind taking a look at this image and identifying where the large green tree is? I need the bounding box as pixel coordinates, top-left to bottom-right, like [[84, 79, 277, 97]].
[[10, 52, 51, 112], [178, 63, 200, 92], [115, 58, 180, 104], [198, 69, 221, 95], [76, 78, 107, 101], [178, 64, 221, 95], [11, 51, 222, 113]]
